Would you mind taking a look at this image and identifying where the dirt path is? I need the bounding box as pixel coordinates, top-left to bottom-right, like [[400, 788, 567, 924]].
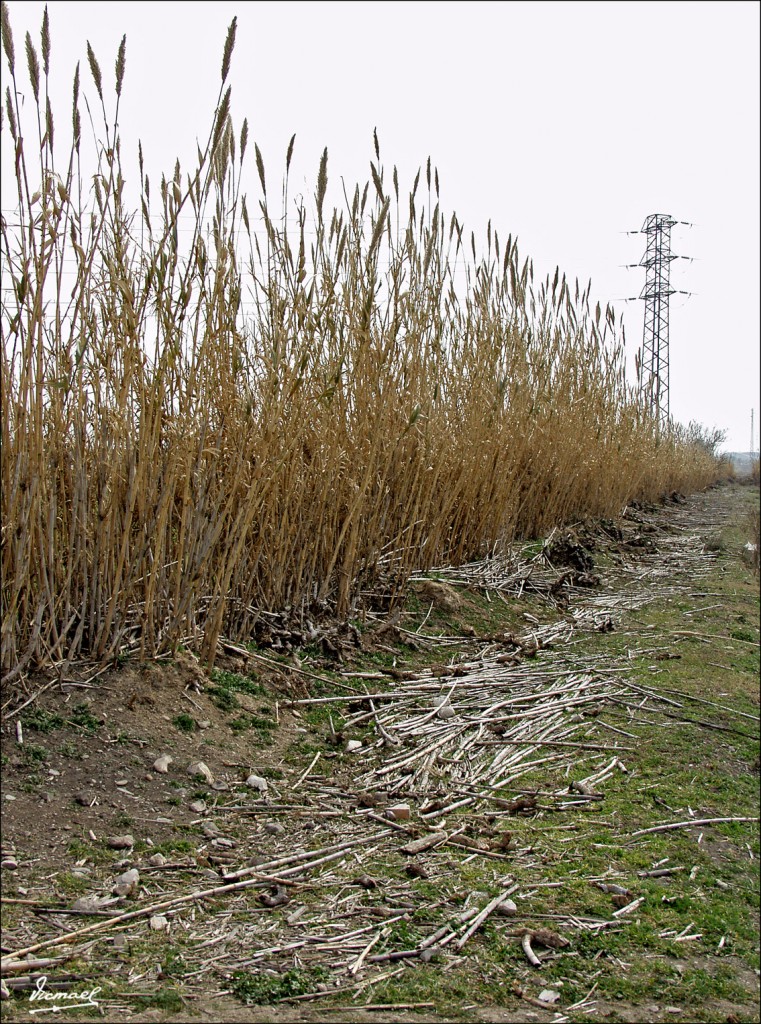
[[2, 482, 759, 1024]]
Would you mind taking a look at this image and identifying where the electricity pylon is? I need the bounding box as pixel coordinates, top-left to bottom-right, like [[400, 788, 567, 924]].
[[624, 216, 692, 436], [636, 213, 677, 436]]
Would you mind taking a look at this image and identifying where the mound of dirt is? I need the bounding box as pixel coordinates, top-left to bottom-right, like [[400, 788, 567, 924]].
[[544, 530, 595, 572], [0, 657, 306, 879]]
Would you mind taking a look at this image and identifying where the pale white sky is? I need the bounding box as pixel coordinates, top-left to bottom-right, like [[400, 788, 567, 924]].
[[2, 0, 759, 451]]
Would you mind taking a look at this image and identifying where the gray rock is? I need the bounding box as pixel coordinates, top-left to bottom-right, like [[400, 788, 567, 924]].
[[112, 868, 140, 897], [495, 899, 518, 916], [107, 835, 135, 850], [188, 761, 213, 783], [72, 894, 119, 913]]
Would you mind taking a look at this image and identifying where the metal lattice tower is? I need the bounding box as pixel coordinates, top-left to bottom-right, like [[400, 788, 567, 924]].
[[638, 213, 676, 435]]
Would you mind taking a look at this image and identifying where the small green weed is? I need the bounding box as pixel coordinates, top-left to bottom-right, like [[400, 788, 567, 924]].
[[230, 713, 276, 734], [21, 708, 64, 733], [135, 987, 184, 1013], [55, 872, 89, 894], [210, 669, 265, 695], [151, 838, 195, 856], [160, 948, 188, 978], [231, 966, 328, 1005], [208, 686, 239, 712], [67, 839, 96, 859], [68, 703, 100, 733], [21, 743, 48, 765], [730, 626, 756, 643]]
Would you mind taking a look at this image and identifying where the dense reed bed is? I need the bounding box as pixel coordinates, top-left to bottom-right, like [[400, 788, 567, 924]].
[[0, 8, 727, 678]]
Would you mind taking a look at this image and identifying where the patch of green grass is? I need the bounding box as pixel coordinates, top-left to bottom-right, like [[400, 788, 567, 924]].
[[67, 839, 96, 858], [303, 703, 346, 730], [378, 918, 423, 951], [150, 838, 195, 856], [210, 669, 265, 695], [206, 667, 269, 718], [55, 871, 89, 894], [21, 707, 64, 732], [231, 966, 328, 1005], [133, 987, 185, 1013], [359, 649, 398, 669], [21, 743, 48, 765], [520, 540, 545, 558], [208, 685, 239, 711], [283, 737, 322, 763], [68, 703, 100, 733], [363, 955, 510, 1015], [730, 626, 757, 643], [159, 948, 188, 978], [65, 838, 113, 867], [172, 713, 197, 733]]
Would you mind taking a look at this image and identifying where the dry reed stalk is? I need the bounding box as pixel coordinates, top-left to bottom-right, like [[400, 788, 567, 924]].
[[0, 3, 729, 684]]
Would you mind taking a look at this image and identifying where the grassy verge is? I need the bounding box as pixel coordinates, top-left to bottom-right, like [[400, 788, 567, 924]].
[[291, 483, 761, 1022]]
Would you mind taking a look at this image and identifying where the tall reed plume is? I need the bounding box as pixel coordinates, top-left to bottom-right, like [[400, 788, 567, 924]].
[[0, 5, 726, 681]]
